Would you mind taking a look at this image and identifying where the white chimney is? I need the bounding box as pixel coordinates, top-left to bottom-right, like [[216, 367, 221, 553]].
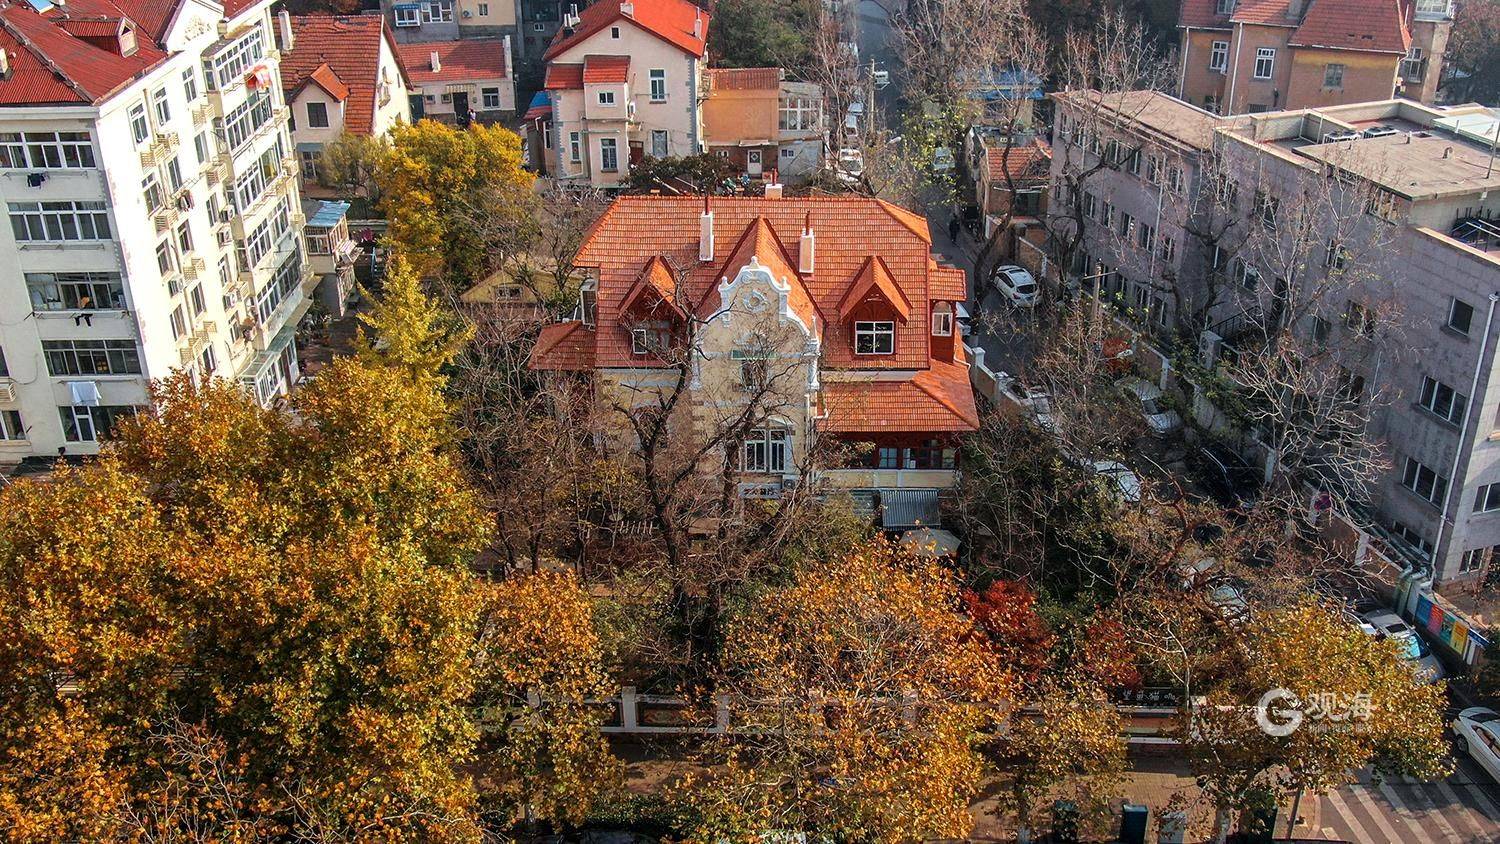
[[693, 12, 702, 38], [430, 51, 441, 73], [763, 181, 783, 199], [502, 34, 513, 81], [620, 0, 634, 16], [278, 9, 294, 51], [699, 199, 714, 262], [0, 50, 10, 81], [799, 213, 815, 275]]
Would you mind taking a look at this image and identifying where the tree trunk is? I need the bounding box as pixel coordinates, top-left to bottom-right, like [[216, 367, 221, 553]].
[[1287, 785, 1304, 838]]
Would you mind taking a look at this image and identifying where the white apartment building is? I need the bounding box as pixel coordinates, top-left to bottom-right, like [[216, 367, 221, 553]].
[[0, 0, 308, 462]]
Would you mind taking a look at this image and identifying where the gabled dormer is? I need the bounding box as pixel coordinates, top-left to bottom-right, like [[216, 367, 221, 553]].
[[620, 255, 684, 358], [838, 256, 911, 356]]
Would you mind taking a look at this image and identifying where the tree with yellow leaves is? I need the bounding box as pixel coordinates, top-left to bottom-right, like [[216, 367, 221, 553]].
[[678, 540, 1012, 843], [376, 119, 533, 285], [1182, 599, 1449, 841], [355, 252, 472, 384]]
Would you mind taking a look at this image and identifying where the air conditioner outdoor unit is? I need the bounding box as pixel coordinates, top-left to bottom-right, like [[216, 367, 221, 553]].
[[462, 9, 472, 16], [0, 379, 15, 403]]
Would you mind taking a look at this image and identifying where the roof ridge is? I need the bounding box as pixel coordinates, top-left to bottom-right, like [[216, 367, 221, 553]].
[[874, 199, 932, 244]]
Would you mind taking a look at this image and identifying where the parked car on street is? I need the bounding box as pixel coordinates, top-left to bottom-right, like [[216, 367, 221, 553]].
[[1204, 575, 1252, 624], [835, 148, 864, 184], [1358, 609, 1445, 683], [1452, 707, 1500, 783], [1118, 377, 1181, 436], [932, 146, 954, 173], [996, 372, 1054, 431], [1194, 441, 1262, 508], [990, 264, 1038, 307]]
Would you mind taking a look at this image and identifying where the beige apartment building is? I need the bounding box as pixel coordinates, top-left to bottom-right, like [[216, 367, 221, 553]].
[[1177, 0, 1452, 115], [702, 68, 823, 182]]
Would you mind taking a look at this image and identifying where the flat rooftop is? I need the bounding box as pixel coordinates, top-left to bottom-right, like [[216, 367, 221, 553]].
[[1056, 90, 1223, 151]]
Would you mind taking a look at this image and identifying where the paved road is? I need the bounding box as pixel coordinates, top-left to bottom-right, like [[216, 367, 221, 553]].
[[1310, 760, 1500, 843]]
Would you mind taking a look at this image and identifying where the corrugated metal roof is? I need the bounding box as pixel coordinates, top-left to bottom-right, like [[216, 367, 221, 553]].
[[880, 489, 940, 528]]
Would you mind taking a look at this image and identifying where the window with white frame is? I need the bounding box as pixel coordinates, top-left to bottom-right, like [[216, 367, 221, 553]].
[[1209, 40, 1228, 72], [610, 25, 620, 38], [222, 91, 273, 152], [394, 5, 420, 25], [157, 238, 176, 275], [205, 28, 264, 89], [479, 2, 489, 13], [599, 138, 618, 171], [569, 131, 581, 162], [482, 87, 501, 109], [1254, 48, 1275, 79], [931, 304, 953, 336], [59, 404, 137, 442], [1419, 375, 1467, 424], [9, 201, 110, 242], [1401, 456, 1448, 506], [194, 131, 209, 164], [854, 321, 894, 355], [306, 101, 329, 128], [1391, 520, 1433, 559], [129, 102, 150, 144], [597, 90, 616, 106], [0, 131, 95, 169], [421, 0, 453, 23], [1157, 234, 1176, 263], [1324, 238, 1349, 271], [743, 426, 789, 473], [182, 67, 198, 102], [649, 68, 666, 101], [1401, 46, 1425, 81], [143, 172, 164, 213], [26, 271, 125, 310], [1216, 0, 1235, 13], [0, 409, 23, 441], [1475, 484, 1500, 514], [42, 339, 141, 376], [152, 87, 172, 126], [1462, 545, 1496, 572]]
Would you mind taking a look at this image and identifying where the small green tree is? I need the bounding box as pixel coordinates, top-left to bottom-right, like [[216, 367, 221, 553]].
[[318, 131, 389, 202]]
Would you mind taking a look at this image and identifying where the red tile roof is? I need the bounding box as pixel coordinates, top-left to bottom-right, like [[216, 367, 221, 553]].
[[985, 138, 1051, 182], [531, 321, 596, 370], [699, 215, 820, 328], [282, 16, 405, 135], [821, 358, 980, 433], [1180, 0, 1411, 53], [544, 0, 708, 61], [1289, 0, 1409, 53], [582, 53, 629, 83], [396, 38, 508, 85], [0, 2, 167, 105], [621, 254, 686, 317], [706, 67, 781, 91], [928, 262, 966, 301], [544, 62, 584, 90]]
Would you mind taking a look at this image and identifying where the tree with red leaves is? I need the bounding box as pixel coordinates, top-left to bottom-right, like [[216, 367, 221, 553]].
[[963, 580, 1056, 687]]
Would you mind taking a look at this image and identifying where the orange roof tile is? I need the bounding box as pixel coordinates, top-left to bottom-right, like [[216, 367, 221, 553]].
[[583, 54, 630, 83], [530, 321, 596, 371], [282, 16, 405, 135], [985, 138, 1051, 182], [699, 216, 820, 328], [875, 199, 933, 245], [0, 2, 167, 105], [1289, 0, 1409, 53], [545, 0, 709, 61], [544, 62, 584, 90], [820, 358, 980, 434], [620, 255, 686, 318], [839, 256, 912, 322], [396, 38, 509, 85], [305, 63, 350, 100], [706, 67, 782, 91], [928, 262, 967, 301]]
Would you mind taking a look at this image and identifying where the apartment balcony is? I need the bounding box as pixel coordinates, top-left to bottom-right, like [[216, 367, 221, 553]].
[[191, 100, 214, 126], [139, 131, 180, 168]]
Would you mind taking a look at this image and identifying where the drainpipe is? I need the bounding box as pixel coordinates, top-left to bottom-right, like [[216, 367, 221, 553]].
[[1434, 292, 1499, 576], [1226, 23, 1244, 115], [1179, 27, 1192, 99]]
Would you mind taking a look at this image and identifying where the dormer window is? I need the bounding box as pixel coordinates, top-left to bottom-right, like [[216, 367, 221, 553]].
[[854, 321, 894, 355], [119, 25, 137, 57], [578, 278, 597, 326], [1216, 0, 1235, 14], [931, 303, 953, 337]]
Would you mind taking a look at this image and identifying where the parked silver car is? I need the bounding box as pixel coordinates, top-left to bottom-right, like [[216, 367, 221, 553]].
[[1358, 609, 1445, 683]]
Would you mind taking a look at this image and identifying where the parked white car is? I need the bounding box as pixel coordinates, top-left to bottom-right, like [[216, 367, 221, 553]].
[[834, 148, 864, 183], [1358, 610, 1445, 683], [990, 264, 1039, 307], [1119, 377, 1182, 436], [932, 146, 955, 173], [872, 68, 890, 89], [1205, 576, 1252, 624], [1453, 707, 1500, 783]]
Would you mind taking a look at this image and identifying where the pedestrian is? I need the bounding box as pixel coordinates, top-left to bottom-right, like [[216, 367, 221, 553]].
[[948, 215, 960, 242]]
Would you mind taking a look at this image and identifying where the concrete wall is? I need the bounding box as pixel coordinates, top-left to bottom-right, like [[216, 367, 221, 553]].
[[1286, 48, 1397, 111]]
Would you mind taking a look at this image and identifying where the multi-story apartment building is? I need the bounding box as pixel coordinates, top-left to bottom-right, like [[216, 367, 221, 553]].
[[0, 0, 308, 462], [1177, 0, 1452, 115], [702, 68, 823, 182], [1048, 90, 1500, 585], [279, 15, 412, 187], [528, 194, 976, 523], [380, 0, 518, 45], [538, 0, 709, 188]]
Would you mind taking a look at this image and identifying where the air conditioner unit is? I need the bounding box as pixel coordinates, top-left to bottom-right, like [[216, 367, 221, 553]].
[[780, 476, 800, 492], [1198, 329, 1223, 367], [218, 209, 231, 223], [216, 228, 232, 246], [0, 379, 15, 403], [462, 8, 472, 16]]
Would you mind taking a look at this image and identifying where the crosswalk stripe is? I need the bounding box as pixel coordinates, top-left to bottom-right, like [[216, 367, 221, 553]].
[[1460, 782, 1500, 822], [1324, 788, 1377, 843], [1398, 781, 1463, 842], [1433, 781, 1495, 840], [1349, 784, 1411, 842], [1373, 781, 1442, 842]]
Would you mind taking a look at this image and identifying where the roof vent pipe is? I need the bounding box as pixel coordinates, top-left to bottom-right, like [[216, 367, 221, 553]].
[[799, 212, 815, 275], [699, 195, 714, 262]]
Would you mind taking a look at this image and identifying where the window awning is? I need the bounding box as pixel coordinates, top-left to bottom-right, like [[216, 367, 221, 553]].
[[879, 488, 940, 529]]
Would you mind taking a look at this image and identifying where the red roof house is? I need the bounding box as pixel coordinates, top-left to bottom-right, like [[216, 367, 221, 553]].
[[280, 15, 410, 136]]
